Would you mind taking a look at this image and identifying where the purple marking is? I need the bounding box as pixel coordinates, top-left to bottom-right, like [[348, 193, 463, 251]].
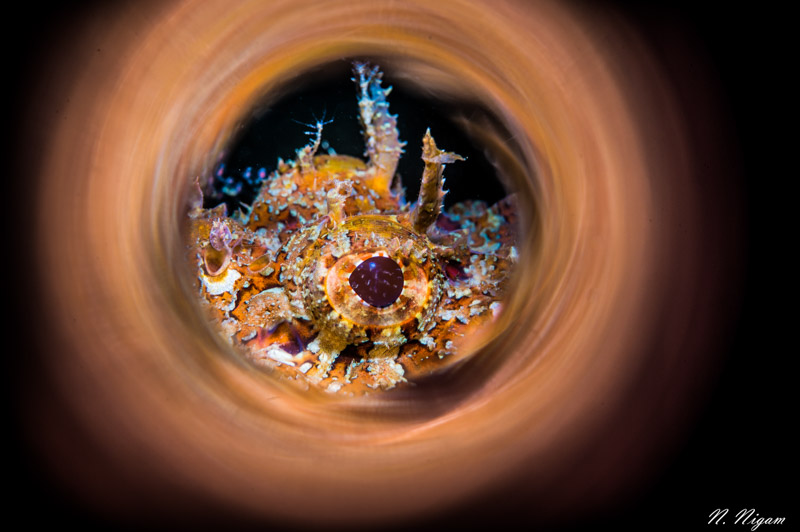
[[436, 214, 461, 232], [349, 256, 404, 308], [444, 260, 468, 281]]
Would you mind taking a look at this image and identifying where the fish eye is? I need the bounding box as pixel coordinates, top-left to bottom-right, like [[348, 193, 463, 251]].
[[349, 256, 404, 307]]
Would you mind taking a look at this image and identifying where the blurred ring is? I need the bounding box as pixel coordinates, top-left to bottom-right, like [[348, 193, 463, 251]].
[[29, 0, 737, 526]]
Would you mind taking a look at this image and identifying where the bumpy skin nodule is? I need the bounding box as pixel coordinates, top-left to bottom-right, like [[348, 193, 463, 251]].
[[189, 62, 518, 394]]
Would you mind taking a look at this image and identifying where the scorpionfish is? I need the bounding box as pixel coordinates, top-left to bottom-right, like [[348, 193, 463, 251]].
[[189, 62, 517, 394]]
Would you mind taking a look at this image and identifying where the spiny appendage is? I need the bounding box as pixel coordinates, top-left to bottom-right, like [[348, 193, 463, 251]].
[[294, 119, 327, 172], [409, 129, 464, 234], [352, 62, 406, 190]]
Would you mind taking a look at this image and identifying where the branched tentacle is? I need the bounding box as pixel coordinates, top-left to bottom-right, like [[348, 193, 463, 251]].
[[295, 119, 328, 172]]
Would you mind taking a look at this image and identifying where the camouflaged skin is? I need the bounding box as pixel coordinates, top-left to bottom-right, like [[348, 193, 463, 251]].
[[188, 62, 517, 394]]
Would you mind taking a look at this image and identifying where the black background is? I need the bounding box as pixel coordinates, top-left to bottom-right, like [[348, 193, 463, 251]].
[[6, 1, 792, 530]]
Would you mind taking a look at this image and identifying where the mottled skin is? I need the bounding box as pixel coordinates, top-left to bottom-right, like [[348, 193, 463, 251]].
[[189, 62, 517, 394]]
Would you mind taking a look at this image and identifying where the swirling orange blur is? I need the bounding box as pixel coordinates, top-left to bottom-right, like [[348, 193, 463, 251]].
[[16, 0, 739, 527]]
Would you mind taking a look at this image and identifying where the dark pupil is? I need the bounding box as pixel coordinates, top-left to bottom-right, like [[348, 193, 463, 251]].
[[349, 256, 404, 308]]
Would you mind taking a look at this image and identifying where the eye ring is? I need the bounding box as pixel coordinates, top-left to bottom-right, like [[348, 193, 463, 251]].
[[298, 215, 443, 344], [325, 250, 429, 326]]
